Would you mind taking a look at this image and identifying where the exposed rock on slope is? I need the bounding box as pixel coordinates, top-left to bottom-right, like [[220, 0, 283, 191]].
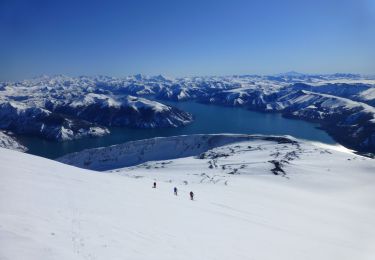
[[0, 131, 27, 152], [58, 134, 299, 171]]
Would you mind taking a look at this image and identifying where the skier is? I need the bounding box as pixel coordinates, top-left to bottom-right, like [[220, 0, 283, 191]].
[[174, 187, 178, 196], [153, 182, 156, 188], [189, 191, 194, 200]]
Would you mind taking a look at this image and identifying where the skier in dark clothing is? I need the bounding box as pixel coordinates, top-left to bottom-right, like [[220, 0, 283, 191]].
[[153, 182, 156, 188], [190, 191, 194, 200], [174, 187, 178, 196]]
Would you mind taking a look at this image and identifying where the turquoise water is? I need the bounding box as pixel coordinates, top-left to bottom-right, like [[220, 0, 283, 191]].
[[18, 101, 335, 159]]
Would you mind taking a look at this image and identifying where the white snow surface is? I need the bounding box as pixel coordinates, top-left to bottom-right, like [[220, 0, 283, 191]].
[[1, 135, 375, 260]]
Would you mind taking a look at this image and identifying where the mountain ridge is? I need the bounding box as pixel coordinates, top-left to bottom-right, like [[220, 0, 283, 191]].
[[1, 73, 375, 152]]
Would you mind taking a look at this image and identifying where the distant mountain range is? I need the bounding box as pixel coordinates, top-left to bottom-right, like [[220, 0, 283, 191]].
[[1, 73, 375, 152]]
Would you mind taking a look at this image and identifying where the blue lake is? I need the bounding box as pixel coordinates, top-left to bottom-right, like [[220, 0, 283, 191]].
[[19, 101, 335, 159]]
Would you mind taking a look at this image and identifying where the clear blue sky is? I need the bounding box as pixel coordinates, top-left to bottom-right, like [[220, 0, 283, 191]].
[[1, 0, 374, 80]]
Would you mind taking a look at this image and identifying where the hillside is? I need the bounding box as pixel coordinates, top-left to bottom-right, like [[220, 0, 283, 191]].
[[1, 135, 375, 259]]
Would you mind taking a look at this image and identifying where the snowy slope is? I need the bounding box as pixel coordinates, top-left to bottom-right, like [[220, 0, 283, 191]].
[[58, 134, 273, 170], [1, 136, 375, 260]]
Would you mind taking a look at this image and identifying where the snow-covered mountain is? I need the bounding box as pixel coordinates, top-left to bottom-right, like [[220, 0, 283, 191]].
[[0, 131, 27, 152], [0, 77, 193, 142], [1, 73, 375, 151], [0, 101, 110, 142], [273, 91, 375, 150], [1, 134, 375, 259]]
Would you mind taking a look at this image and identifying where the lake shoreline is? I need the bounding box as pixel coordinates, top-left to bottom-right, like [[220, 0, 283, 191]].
[[15, 101, 337, 159]]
